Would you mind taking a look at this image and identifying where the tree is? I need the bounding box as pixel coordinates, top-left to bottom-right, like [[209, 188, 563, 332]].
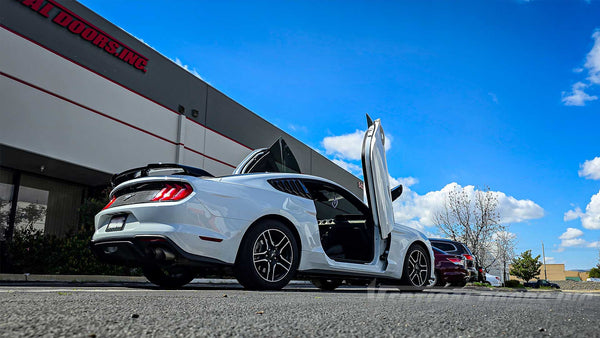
[[510, 250, 542, 282], [590, 250, 600, 278], [491, 231, 517, 282], [14, 204, 46, 230], [433, 185, 504, 270]]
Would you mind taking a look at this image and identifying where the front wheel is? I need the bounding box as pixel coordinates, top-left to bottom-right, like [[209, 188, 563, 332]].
[[400, 244, 431, 290], [142, 265, 195, 289], [234, 220, 299, 290]]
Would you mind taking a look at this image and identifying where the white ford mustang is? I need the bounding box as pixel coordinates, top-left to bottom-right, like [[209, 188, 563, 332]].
[[91, 116, 434, 290]]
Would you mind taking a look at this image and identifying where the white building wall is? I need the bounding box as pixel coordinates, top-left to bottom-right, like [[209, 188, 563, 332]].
[[0, 27, 252, 177]]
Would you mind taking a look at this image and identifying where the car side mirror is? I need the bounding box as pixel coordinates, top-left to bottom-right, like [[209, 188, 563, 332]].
[[391, 184, 403, 202]]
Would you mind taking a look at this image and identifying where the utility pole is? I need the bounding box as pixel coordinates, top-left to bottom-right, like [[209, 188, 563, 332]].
[[542, 241, 547, 280]]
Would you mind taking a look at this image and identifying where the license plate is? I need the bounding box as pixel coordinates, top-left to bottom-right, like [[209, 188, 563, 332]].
[[106, 215, 127, 232]]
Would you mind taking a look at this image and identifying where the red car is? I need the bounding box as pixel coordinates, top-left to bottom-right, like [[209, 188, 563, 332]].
[[431, 247, 469, 287]]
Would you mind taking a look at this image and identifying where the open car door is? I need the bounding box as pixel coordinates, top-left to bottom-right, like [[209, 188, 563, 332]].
[[233, 138, 301, 175], [361, 115, 394, 239]]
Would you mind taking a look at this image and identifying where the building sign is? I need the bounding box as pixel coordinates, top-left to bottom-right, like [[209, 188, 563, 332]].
[[17, 0, 149, 73]]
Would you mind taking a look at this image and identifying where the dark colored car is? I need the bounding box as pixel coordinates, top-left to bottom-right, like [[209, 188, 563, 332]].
[[431, 247, 469, 286], [429, 238, 477, 282], [524, 279, 560, 289]]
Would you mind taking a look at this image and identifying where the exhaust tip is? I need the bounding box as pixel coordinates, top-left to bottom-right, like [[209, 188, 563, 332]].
[[153, 247, 176, 261]]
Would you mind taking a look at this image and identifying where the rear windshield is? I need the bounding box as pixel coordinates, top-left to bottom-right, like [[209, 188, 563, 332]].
[[431, 241, 456, 253], [431, 240, 472, 255]]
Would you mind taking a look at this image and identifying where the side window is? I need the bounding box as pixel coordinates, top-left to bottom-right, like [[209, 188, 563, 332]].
[[303, 181, 365, 220]]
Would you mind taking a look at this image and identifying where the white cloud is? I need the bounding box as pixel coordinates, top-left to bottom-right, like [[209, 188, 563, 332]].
[[331, 159, 362, 176], [586, 30, 600, 84], [579, 157, 600, 180], [288, 124, 308, 133], [558, 227, 600, 249], [322, 129, 391, 161], [559, 227, 584, 240], [388, 176, 419, 188], [544, 256, 556, 264], [562, 30, 600, 106], [561, 82, 598, 106], [564, 207, 584, 221], [173, 57, 204, 81], [392, 183, 544, 232], [495, 190, 545, 223], [565, 190, 600, 230]]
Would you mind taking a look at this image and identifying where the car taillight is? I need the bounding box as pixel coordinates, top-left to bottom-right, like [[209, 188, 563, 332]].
[[151, 183, 193, 202], [463, 254, 474, 260], [447, 257, 462, 265], [102, 196, 116, 210]]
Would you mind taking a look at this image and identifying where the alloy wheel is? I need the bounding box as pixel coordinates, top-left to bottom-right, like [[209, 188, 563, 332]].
[[407, 249, 429, 286], [252, 229, 294, 282]]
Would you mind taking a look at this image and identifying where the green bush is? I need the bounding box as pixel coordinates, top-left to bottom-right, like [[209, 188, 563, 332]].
[[504, 280, 521, 288], [6, 190, 140, 276], [590, 267, 600, 279], [7, 225, 139, 276]]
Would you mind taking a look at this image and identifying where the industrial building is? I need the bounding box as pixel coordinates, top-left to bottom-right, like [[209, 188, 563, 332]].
[[0, 0, 361, 263]]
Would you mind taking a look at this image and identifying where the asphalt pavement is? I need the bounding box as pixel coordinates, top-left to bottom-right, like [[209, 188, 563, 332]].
[[0, 283, 598, 337]]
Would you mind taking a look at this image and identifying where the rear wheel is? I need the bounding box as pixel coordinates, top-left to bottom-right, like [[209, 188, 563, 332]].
[[142, 265, 194, 289], [400, 244, 431, 290], [311, 278, 343, 291], [234, 219, 299, 290]]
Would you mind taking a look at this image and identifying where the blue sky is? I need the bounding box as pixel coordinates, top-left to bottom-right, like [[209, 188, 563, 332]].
[[79, 0, 600, 270]]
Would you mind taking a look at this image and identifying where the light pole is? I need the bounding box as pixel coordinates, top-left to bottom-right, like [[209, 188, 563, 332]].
[[542, 241, 547, 280]]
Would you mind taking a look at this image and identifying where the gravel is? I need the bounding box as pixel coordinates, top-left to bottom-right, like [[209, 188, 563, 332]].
[[551, 280, 600, 291], [0, 284, 598, 337]]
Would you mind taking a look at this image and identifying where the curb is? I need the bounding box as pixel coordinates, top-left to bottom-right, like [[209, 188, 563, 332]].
[[0, 274, 311, 285]]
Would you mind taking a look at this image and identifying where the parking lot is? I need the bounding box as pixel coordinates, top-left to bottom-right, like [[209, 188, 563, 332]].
[[1, 282, 598, 337]]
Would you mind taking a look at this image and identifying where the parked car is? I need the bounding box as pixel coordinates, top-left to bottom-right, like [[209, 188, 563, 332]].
[[91, 116, 435, 290], [524, 279, 560, 289], [429, 238, 477, 282], [485, 273, 502, 287], [431, 247, 468, 287]]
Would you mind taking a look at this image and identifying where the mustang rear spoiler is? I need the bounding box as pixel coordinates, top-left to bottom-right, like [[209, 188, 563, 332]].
[[111, 163, 214, 187]]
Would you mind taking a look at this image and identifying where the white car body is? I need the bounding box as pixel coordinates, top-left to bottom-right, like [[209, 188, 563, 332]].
[[91, 117, 434, 289], [485, 273, 502, 287]]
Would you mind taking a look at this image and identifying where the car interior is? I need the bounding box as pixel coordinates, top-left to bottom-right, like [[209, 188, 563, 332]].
[[303, 180, 374, 264]]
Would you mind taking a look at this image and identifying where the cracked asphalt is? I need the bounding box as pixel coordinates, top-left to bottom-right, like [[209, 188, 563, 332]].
[[0, 283, 598, 337]]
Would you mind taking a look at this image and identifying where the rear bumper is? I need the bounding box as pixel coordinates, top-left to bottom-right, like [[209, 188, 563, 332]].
[[90, 235, 231, 268]]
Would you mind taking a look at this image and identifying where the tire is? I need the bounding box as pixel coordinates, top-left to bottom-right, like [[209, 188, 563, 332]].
[[451, 281, 467, 287], [311, 278, 343, 291], [234, 219, 299, 290], [142, 265, 195, 289], [432, 271, 444, 287], [400, 243, 432, 290]]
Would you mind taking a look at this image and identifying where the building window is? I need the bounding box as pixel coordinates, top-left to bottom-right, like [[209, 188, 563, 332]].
[[15, 185, 49, 234], [16, 174, 84, 236], [0, 169, 85, 238]]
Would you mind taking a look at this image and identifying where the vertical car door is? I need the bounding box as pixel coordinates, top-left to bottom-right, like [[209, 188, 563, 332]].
[[233, 138, 301, 174], [361, 117, 394, 239]]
